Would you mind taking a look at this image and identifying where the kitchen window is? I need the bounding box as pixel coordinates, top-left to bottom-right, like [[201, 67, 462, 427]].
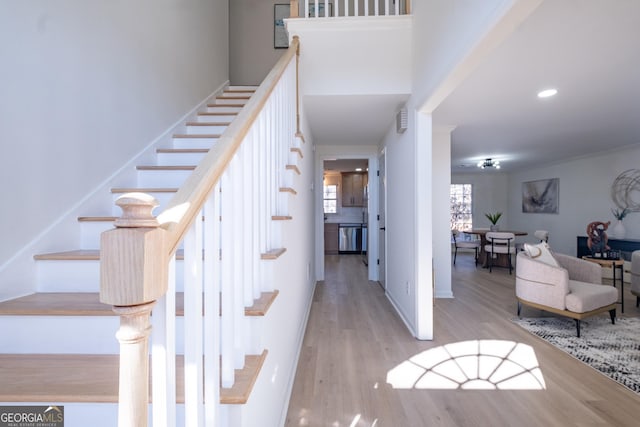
[[324, 184, 338, 213], [450, 184, 473, 231]]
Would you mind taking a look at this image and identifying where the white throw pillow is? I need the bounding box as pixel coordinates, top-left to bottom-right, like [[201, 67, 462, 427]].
[[524, 242, 560, 267]]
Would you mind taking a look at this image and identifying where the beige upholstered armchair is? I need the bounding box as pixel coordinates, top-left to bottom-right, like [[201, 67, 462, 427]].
[[516, 249, 618, 337]]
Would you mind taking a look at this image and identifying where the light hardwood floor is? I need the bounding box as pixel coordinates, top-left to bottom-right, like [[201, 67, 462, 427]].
[[285, 253, 640, 426]]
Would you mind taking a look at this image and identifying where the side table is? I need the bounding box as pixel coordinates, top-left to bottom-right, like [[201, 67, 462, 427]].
[[582, 256, 625, 313]]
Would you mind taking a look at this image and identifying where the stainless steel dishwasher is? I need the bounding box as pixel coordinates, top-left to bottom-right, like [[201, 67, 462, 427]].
[[338, 224, 362, 254]]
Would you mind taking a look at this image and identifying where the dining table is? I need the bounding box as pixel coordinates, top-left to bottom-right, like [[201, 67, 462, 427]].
[[463, 229, 528, 268]]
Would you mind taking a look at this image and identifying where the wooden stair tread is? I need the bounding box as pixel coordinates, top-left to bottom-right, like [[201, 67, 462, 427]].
[[261, 248, 286, 260], [206, 103, 242, 107], [173, 134, 222, 138], [77, 216, 117, 222], [280, 187, 297, 195], [0, 291, 278, 318], [290, 147, 303, 158], [0, 351, 267, 404], [220, 351, 267, 404], [0, 293, 112, 316], [156, 148, 209, 153], [286, 164, 301, 175], [245, 291, 279, 316], [111, 187, 178, 193], [272, 215, 292, 221], [34, 250, 101, 261], [198, 112, 239, 116], [186, 121, 231, 126], [216, 96, 251, 100], [136, 165, 196, 171]]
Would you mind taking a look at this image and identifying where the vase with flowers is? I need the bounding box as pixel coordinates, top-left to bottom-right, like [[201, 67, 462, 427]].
[[610, 208, 629, 239], [485, 212, 503, 231]]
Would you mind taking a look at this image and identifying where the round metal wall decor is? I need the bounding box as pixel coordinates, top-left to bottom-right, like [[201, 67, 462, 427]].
[[611, 169, 640, 212]]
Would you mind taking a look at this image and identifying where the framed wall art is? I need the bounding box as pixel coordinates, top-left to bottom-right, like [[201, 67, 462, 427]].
[[522, 178, 559, 214], [274, 4, 290, 49]]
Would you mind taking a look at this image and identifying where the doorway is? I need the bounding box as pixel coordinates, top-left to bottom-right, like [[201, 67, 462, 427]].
[[378, 149, 386, 290]]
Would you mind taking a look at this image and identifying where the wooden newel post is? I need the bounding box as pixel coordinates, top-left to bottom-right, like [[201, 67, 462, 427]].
[[100, 193, 168, 427]]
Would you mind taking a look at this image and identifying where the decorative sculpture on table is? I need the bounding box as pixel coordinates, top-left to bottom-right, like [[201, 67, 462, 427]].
[[586, 221, 610, 256]]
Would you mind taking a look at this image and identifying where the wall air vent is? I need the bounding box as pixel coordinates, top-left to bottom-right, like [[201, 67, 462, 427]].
[[396, 107, 408, 133]]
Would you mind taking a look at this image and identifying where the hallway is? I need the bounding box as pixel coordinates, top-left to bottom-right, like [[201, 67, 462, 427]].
[[285, 253, 640, 426]]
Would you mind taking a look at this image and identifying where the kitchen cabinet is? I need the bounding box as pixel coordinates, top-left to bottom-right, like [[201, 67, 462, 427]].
[[324, 223, 339, 254], [341, 172, 367, 207]]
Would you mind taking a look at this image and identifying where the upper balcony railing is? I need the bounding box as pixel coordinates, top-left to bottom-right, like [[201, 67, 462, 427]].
[[290, 0, 411, 18]]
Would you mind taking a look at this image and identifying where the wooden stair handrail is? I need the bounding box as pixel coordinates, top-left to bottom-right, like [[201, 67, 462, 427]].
[[157, 36, 300, 257]]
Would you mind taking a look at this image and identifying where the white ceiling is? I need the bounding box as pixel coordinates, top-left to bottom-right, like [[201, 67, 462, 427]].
[[434, 0, 640, 173], [303, 1, 640, 171], [305, 93, 410, 145]]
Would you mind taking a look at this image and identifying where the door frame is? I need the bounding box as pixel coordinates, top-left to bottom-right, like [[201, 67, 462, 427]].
[[314, 146, 379, 282]]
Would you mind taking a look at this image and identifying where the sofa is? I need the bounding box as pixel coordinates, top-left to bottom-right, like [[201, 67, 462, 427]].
[[516, 249, 618, 337]]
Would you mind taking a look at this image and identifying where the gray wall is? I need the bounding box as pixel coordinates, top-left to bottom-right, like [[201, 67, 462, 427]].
[[230, 0, 287, 85], [0, 1, 229, 281], [507, 145, 640, 256]]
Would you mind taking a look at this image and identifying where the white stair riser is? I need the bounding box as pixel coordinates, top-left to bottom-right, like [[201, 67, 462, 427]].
[[137, 169, 192, 188], [36, 260, 185, 292], [80, 222, 114, 248], [111, 192, 176, 216], [80, 220, 185, 251], [197, 114, 237, 123], [172, 137, 218, 150], [213, 98, 246, 106], [0, 316, 120, 354], [206, 105, 242, 114], [186, 124, 228, 135], [157, 152, 208, 166]]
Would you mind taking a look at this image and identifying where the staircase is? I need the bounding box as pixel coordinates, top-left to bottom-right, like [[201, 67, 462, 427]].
[[0, 76, 305, 425]]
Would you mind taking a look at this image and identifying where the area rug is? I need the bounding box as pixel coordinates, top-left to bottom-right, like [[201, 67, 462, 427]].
[[512, 316, 640, 394]]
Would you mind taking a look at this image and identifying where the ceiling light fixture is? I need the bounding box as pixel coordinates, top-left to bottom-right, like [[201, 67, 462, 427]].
[[537, 88, 558, 98], [477, 158, 500, 169]]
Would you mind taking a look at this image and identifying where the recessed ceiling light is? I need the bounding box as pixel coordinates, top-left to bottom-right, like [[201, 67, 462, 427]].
[[537, 88, 558, 98]]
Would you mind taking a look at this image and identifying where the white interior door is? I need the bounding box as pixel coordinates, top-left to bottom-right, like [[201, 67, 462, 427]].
[[378, 150, 386, 289]]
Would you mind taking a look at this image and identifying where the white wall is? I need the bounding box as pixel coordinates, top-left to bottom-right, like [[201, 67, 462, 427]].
[[507, 146, 640, 257], [376, 0, 533, 339], [0, 1, 229, 296], [452, 172, 510, 230], [230, 0, 288, 85], [242, 120, 317, 427]]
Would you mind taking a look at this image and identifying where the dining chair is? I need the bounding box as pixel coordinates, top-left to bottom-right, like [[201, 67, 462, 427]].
[[534, 230, 549, 242], [485, 232, 516, 274], [452, 230, 480, 266]]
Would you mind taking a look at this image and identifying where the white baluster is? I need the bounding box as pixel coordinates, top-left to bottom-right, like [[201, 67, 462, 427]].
[[395, 0, 400, 15], [184, 213, 204, 426], [241, 142, 254, 307], [354, 0, 359, 16], [344, 0, 349, 17], [324, 0, 329, 17], [305, 0, 309, 18], [220, 169, 234, 387], [232, 153, 246, 368], [204, 190, 220, 425], [152, 256, 176, 427], [375, 0, 379, 16], [385, 0, 390, 16], [335, 0, 340, 17], [364, 0, 369, 16]]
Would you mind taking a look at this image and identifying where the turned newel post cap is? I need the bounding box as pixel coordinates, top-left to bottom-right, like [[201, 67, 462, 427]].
[[114, 193, 160, 228]]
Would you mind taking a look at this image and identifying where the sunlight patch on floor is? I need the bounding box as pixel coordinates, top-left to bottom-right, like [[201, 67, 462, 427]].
[[386, 339, 546, 390]]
